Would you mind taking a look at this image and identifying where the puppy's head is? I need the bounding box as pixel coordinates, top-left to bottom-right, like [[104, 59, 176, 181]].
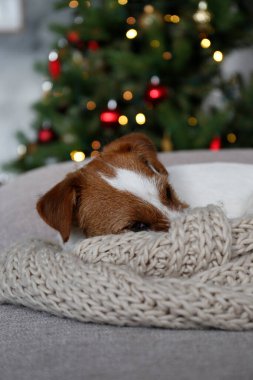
[[36, 133, 187, 241]]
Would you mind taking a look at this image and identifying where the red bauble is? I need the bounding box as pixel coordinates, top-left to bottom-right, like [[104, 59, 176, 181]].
[[67, 31, 84, 49], [87, 40, 100, 51], [209, 136, 221, 151], [38, 125, 57, 144], [145, 84, 169, 105], [67, 31, 80, 43], [100, 109, 120, 128], [48, 52, 61, 80]]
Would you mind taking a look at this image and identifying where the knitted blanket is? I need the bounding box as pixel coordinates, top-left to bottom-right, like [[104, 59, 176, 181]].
[[1, 205, 253, 330]]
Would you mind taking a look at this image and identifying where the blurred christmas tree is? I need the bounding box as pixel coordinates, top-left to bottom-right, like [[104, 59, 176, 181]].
[[6, 0, 253, 172]]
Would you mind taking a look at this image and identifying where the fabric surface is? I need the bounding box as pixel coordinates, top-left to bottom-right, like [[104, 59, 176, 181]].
[[1, 150, 253, 380], [1, 205, 253, 330]]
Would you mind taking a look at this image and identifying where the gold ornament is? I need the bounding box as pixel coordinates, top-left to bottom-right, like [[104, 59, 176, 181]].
[[27, 143, 37, 154], [161, 135, 173, 151], [72, 51, 84, 65]]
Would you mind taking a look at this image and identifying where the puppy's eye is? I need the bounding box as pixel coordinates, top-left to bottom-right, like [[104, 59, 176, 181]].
[[130, 222, 149, 232]]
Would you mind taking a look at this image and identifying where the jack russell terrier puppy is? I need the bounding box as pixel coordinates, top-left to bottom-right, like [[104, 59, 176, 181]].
[[37, 133, 253, 245]]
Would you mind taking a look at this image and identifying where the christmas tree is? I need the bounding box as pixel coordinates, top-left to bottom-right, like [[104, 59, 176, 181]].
[[6, 0, 253, 172]]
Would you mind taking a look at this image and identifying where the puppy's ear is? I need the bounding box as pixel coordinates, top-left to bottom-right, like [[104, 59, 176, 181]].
[[36, 172, 80, 242], [104, 133, 168, 175], [103, 133, 156, 155]]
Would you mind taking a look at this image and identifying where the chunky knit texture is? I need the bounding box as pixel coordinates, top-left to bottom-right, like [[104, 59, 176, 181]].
[[1, 205, 253, 330]]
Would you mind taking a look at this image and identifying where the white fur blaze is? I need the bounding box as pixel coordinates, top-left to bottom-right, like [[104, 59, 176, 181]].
[[100, 168, 180, 220]]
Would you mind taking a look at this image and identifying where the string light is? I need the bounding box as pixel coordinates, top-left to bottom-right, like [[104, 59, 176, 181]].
[[17, 144, 27, 156], [118, 115, 128, 125], [188, 116, 198, 126], [135, 113, 146, 125], [91, 140, 101, 150], [164, 14, 180, 23], [86, 101, 96, 110], [199, 1, 208, 10], [162, 51, 172, 60], [170, 15, 180, 23], [200, 38, 211, 48], [227, 133, 237, 143], [123, 90, 133, 101], [150, 40, 160, 48], [48, 51, 58, 62], [118, 0, 128, 5], [144, 5, 154, 14], [193, 1, 211, 23], [151, 76, 160, 85], [42, 80, 53, 92], [213, 50, 223, 62], [164, 14, 171, 22], [126, 29, 138, 39], [126, 17, 136, 25], [69, 0, 79, 8], [108, 99, 117, 110], [70, 151, 85, 162]]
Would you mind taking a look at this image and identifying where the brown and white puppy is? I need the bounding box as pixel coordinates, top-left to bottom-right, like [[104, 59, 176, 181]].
[[36, 133, 187, 242]]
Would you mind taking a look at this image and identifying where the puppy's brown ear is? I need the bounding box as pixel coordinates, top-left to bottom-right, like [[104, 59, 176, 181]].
[[36, 173, 80, 242], [104, 133, 168, 175]]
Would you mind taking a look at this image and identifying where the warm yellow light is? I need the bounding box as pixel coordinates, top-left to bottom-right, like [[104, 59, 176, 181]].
[[163, 51, 172, 60], [200, 38, 211, 48], [118, 115, 128, 125], [188, 116, 198, 126], [118, 0, 128, 5], [91, 151, 100, 158], [70, 150, 85, 162], [86, 101, 96, 110], [17, 144, 27, 156], [135, 113, 146, 125], [227, 133, 237, 144], [164, 14, 180, 23], [213, 50, 223, 62], [69, 0, 79, 8], [150, 40, 160, 48], [126, 17, 136, 25], [144, 5, 154, 14], [164, 14, 171, 22], [123, 90, 133, 101], [170, 15, 180, 23], [91, 140, 101, 150], [126, 29, 138, 39]]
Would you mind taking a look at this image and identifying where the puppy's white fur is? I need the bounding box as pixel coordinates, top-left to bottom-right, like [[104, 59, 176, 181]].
[[101, 168, 180, 220], [169, 163, 253, 218], [62, 162, 253, 250]]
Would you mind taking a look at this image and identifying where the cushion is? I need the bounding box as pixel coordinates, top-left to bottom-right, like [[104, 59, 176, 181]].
[[1, 150, 253, 380]]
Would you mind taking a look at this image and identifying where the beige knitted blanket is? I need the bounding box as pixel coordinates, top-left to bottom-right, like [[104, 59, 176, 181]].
[[1, 205, 253, 330]]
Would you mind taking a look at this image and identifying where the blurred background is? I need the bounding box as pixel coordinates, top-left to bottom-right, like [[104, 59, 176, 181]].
[[1, 0, 253, 176]]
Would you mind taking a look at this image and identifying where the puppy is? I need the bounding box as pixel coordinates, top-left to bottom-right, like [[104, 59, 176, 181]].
[[36, 133, 187, 243]]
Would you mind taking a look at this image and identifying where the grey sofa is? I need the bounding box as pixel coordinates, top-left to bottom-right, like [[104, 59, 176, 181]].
[[1, 149, 253, 380]]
